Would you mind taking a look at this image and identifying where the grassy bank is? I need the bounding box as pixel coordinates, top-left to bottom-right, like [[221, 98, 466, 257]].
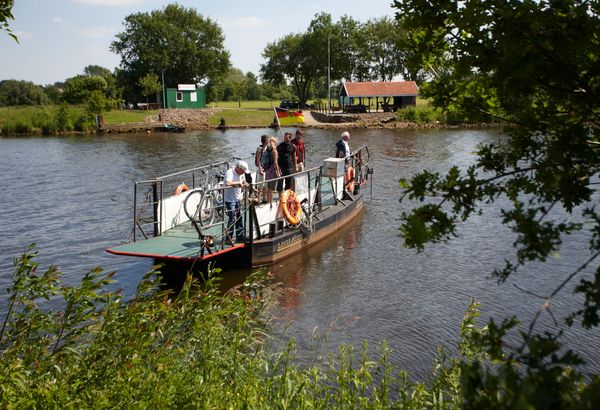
[[0, 105, 160, 135], [0, 98, 486, 136]]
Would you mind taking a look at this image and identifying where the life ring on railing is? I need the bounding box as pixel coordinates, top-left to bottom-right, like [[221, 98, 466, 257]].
[[280, 189, 303, 225], [174, 183, 189, 195], [344, 166, 355, 193]]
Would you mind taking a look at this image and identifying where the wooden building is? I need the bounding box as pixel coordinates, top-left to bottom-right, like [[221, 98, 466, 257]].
[[165, 84, 205, 109], [339, 81, 419, 112]]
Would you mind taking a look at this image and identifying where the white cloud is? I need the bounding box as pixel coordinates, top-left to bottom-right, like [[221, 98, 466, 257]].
[[78, 25, 116, 38], [53, 17, 66, 24], [71, 0, 144, 6]]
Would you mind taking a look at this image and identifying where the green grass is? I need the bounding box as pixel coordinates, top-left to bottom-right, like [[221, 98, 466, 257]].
[[210, 100, 281, 109], [103, 109, 158, 124], [0, 105, 82, 125], [208, 107, 276, 127]]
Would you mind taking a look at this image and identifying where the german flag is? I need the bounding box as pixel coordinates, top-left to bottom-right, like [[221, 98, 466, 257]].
[[275, 107, 304, 125]]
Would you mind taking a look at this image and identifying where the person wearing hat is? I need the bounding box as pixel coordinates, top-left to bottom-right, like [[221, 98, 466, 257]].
[[336, 131, 351, 158], [224, 160, 249, 244]]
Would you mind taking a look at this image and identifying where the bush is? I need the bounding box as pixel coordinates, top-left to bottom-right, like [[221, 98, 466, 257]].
[[397, 106, 417, 122], [54, 104, 72, 132], [74, 114, 94, 132], [13, 121, 33, 134], [1, 247, 595, 408]]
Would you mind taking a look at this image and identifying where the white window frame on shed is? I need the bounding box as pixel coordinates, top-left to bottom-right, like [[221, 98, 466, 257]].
[[190, 91, 197, 102], [176, 92, 183, 102]]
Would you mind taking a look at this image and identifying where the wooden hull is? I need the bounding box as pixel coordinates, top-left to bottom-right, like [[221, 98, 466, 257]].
[[250, 193, 363, 266]]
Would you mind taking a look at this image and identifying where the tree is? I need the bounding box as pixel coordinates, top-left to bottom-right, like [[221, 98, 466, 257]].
[[261, 33, 318, 106], [393, 0, 600, 406], [83, 65, 120, 106], [0, 0, 16, 42], [137, 73, 162, 104], [83, 65, 111, 78], [111, 4, 229, 104], [62, 75, 107, 105], [245, 72, 262, 101], [0, 80, 48, 106]]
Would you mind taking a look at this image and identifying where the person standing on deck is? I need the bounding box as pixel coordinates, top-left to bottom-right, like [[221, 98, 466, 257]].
[[224, 160, 249, 244], [336, 131, 351, 159], [276, 132, 296, 192], [292, 129, 305, 172], [263, 136, 280, 203], [255, 134, 269, 202]]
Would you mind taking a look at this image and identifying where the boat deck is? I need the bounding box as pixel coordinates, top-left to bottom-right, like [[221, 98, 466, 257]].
[[106, 222, 243, 262]]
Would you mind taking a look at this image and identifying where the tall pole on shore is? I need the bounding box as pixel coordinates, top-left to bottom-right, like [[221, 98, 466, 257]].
[[327, 36, 331, 114], [161, 69, 166, 109]]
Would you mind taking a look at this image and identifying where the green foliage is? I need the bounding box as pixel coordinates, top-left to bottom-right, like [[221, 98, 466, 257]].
[[111, 4, 229, 104], [54, 103, 72, 132], [85, 90, 108, 115], [62, 75, 107, 105], [0, 0, 16, 42], [261, 13, 422, 104], [137, 72, 162, 101], [0, 80, 49, 106], [0, 105, 90, 135], [9, 246, 593, 408], [394, 0, 600, 403]]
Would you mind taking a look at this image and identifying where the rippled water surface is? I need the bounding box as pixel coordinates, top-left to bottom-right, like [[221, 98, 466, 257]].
[[1, 128, 598, 379]]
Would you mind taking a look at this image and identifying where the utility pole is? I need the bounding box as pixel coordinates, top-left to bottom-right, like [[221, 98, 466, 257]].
[[327, 36, 331, 114], [161, 69, 166, 109]]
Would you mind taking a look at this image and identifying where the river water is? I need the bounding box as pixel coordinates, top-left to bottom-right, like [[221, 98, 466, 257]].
[[1, 128, 598, 380]]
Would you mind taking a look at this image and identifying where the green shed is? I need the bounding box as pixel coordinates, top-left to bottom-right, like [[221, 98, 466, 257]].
[[165, 84, 205, 109]]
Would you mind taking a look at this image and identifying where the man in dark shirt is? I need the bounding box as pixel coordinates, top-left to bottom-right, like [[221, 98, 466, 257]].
[[276, 132, 296, 192]]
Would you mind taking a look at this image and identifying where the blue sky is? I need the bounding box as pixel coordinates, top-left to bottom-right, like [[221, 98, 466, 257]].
[[1, 0, 397, 85]]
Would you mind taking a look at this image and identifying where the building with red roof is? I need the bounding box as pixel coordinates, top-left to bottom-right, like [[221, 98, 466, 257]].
[[339, 81, 419, 112]]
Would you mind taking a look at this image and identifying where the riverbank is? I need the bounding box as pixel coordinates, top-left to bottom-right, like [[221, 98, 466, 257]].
[[134, 108, 501, 133], [0, 106, 501, 136]]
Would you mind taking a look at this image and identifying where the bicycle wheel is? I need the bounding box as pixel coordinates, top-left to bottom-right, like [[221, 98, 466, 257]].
[[197, 192, 216, 226]]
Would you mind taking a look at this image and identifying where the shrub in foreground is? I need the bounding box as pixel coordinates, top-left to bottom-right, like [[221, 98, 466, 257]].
[[0, 245, 596, 408]]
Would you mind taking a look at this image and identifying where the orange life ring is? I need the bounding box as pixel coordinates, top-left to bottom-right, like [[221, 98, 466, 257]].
[[280, 189, 303, 225], [174, 183, 189, 195], [345, 166, 355, 193]]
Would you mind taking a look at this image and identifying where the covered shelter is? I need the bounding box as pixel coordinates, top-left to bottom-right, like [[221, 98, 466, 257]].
[[339, 81, 419, 113]]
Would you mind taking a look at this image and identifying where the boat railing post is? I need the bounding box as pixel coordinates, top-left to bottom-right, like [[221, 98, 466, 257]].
[[244, 186, 248, 243], [133, 182, 138, 242], [152, 181, 159, 237]]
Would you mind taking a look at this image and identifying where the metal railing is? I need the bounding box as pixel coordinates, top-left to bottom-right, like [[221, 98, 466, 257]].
[[132, 160, 231, 242]]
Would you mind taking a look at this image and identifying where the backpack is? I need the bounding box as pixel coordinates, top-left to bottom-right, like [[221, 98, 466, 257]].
[[261, 148, 273, 169]]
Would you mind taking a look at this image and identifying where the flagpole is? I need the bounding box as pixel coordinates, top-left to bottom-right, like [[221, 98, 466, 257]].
[[273, 106, 284, 139]]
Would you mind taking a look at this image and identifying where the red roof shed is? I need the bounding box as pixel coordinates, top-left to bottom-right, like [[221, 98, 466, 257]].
[[339, 81, 419, 112]]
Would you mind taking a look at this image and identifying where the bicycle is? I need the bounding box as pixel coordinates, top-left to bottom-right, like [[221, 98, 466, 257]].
[[183, 169, 225, 228]]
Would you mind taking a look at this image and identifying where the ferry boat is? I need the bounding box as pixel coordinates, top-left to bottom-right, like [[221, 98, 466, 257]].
[[106, 145, 372, 269]]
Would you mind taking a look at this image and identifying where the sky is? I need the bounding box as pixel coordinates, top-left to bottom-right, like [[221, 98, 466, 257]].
[[1, 0, 397, 85]]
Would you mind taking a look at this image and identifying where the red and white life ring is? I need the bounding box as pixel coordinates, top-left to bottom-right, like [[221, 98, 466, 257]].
[[280, 189, 303, 225], [174, 183, 189, 195]]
